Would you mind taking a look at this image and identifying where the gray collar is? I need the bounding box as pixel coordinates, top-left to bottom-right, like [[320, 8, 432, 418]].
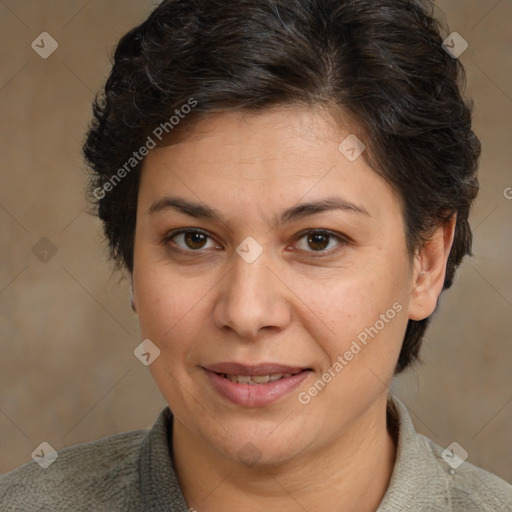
[[377, 394, 451, 511]]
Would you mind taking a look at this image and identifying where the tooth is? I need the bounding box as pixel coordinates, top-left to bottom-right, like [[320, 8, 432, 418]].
[[224, 373, 296, 384], [251, 375, 270, 384]]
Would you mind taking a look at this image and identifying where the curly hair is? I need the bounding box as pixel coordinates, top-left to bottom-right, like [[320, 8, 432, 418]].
[[83, 0, 480, 373]]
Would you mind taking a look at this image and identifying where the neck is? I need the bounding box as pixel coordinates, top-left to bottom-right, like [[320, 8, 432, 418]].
[[172, 393, 397, 512]]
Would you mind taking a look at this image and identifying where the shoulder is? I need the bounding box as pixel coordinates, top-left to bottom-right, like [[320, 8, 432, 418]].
[[423, 435, 512, 511], [0, 429, 147, 512], [381, 395, 512, 511]]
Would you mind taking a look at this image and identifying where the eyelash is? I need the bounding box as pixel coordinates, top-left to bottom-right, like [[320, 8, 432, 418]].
[[162, 228, 349, 257]]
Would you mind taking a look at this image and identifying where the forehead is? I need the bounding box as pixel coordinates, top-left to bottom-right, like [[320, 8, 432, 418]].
[[138, 107, 402, 223], [152, 106, 348, 169]]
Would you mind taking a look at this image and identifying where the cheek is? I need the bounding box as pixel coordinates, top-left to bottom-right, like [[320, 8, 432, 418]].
[[298, 278, 408, 405], [291, 268, 405, 356], [133, 262, 203, 345], [133, 261, 229, 379]]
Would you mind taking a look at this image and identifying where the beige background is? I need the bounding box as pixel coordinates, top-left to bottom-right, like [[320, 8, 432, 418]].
[[0, 0, 511, 484]]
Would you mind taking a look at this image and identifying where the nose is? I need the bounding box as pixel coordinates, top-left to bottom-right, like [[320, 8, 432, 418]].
[[212, 249, 292, 340]]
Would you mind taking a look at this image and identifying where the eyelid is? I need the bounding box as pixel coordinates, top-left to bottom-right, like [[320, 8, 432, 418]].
[[163, 228, 350, 255]]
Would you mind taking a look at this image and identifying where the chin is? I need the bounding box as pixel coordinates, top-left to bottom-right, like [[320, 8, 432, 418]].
[[203, 415, 313, 467]]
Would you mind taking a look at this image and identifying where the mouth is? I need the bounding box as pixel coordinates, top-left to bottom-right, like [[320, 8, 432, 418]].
[[203, 362, 312, 407], [216, 372, 302, 384]]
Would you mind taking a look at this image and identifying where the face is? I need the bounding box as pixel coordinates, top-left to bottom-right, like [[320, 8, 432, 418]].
[[132, 106, 414, 466]]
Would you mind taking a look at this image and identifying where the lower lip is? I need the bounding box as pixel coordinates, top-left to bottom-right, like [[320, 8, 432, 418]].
[[204, 369, 311, 407]]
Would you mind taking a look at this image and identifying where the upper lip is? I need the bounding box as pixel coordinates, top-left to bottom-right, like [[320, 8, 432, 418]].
[[204, 362, 310, 376]]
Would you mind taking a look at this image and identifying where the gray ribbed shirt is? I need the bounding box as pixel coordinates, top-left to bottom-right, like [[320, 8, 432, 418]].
[[1, 395, 511, 511]]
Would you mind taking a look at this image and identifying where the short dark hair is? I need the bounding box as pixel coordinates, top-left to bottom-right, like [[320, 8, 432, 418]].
[[83, 0, 480, 373]]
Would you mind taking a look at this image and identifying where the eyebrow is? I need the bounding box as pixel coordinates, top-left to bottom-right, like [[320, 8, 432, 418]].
[[147, 196, 370, 225]]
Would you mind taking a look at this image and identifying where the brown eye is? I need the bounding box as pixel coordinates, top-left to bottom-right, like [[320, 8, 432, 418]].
[[183, 231, 208, 250], [307, 232, 330, 251], [295, 230, 346, 255], [167, 229, 217, 251]]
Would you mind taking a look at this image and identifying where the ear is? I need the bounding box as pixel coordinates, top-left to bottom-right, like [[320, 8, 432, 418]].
[[407, 215, 457, 321], [129, 273, 137, 313]]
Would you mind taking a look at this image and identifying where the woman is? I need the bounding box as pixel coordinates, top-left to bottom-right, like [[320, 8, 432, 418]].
[[1, 0, 511, 510]]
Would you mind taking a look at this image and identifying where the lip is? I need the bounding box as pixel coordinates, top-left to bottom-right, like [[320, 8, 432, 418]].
[[204, 362, 308, 376], [203, 362, 312, 408]]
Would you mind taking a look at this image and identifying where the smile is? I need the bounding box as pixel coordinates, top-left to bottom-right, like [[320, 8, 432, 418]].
[[203, 363, 312, 407], [218, 372, 300, 384]]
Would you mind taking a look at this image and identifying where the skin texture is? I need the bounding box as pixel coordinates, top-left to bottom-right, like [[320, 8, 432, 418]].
[[131, 107, 455, 511]]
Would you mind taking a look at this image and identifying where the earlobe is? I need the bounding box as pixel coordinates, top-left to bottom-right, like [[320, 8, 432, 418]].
[[407, 215, 457, 321]]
